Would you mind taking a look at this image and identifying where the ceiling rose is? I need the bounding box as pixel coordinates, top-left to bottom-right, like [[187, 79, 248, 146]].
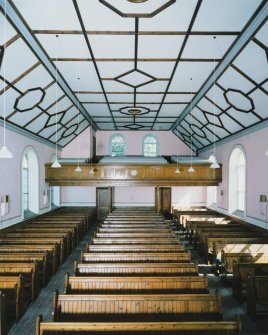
[[127, 0, 149, 3]]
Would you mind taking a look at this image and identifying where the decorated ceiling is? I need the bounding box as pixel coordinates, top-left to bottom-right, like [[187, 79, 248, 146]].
[[0, 0, 267, 152]]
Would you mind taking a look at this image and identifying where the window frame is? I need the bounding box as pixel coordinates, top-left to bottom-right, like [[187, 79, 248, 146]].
[[142, 134, 159, 157]]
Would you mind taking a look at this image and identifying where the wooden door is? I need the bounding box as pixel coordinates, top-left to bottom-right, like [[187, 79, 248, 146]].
[[96, 187, 113, 222], [155, 187, 171, 219], [161, 187, 172, 219]]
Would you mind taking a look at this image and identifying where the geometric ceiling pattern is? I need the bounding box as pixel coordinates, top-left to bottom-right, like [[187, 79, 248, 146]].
[[0, 0, 267, 152]]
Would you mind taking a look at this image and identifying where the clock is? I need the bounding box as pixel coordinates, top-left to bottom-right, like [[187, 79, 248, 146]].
[[130, 169, 137, 177]]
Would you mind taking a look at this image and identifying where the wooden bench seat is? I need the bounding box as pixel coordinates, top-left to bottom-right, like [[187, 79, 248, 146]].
[[81, 251, 191, 263], [92, 237, 180, 245], [0, 262, 39, 301], [233, 262, 268, 300], [74, 261, 198, 276], [0, 237, 65, 265], [101, 224, 170, 229], [221, 251, 268, 275], [247, 273, 268, 320], [213, 241, 268, 264], [20, 225, 79, 246], [52, 291, 222, 322], [65, 274, 208, 294], [36, 318, 242, 335], [29, 220, 84, 240], [33, 216, 87, 235], [0, 275, 25, 321], [11, 226, 76, 251], [87, 244, 185, 253], [0, 235, 67, 263], [0, 244, 59, 275], [98, 227, 173, 233], [0, 252, 49, 286], [95, 232, 176, 239]]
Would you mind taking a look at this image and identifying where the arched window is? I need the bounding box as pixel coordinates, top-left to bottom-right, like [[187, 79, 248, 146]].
[[110, 134, 126, 156], [229, 146, 246, 217], [22, 156, 29, 212], [21, 147, 39, 219], [143, 135, 159, 157]]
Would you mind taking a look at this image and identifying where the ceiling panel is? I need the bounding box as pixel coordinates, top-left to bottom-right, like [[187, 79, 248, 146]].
[[0, 0, 266, 151], [192, 0, 262, 31], [13, 0, 81, 30]]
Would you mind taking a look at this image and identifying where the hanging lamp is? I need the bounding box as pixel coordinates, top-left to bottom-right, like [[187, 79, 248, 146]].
[[51, 35, 61, 168], [75, 77, 82, 173], [0, 0, 13, 159], [210, 36, 220, 169], [188, 78, 195, 173]]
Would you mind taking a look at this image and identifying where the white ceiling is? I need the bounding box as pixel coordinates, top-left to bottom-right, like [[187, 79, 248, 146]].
[[0, 0, 267, 152]]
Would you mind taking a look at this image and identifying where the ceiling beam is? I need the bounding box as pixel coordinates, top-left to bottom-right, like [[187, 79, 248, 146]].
[[171, 1, 268, 131], [0, 0, 98, 130]]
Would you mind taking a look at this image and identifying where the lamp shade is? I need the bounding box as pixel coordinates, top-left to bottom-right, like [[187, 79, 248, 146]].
[[188, 166, 195, 173], [175, 168, 180, 174], [75, 166, 82, 172], [51, 160, 61, 168], [0, 146, 13, 159], [210, 161, 220, 169]]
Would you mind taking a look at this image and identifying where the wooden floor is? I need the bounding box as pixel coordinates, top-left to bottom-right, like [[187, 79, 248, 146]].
[[8, 219, 268, 335]]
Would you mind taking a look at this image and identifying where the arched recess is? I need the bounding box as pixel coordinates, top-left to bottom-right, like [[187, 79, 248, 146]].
[[109, 134, 126, 156], [50, 154, 60, 208], [207, 153, 218, 208], [229, 145, 246, 217], [21, 146, 39, 218], [143, 134, 159, 157]]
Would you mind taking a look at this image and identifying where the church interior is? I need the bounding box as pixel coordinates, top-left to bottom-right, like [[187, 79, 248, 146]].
[[0, 1, 268, 334]]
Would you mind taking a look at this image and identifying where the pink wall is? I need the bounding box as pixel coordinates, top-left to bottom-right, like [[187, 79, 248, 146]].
[[200, 126, 268, 228], [172, 186, 207, 207], [61, 127, 92, 158], [0, 126, 55, 227], [96, 131, 193, 156]]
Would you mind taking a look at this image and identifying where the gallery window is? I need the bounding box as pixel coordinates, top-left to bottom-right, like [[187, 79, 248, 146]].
[[110, 134, 126, 156], [143, 135, 159, 157]]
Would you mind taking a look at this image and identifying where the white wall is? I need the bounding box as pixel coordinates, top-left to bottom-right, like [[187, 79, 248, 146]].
[[0, 126, 55, 228], [200, 126, 268, 229]]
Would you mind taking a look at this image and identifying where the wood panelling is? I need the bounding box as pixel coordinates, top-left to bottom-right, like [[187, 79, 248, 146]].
[[45, 163, 222, 186]]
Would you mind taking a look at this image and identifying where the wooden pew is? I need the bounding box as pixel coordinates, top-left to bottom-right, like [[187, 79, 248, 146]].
[[95, 232, 176, 239], [81, 251, 191, 263], [20, 224, 79, 246], [92, 237, 180, 245], [0, 236, 67, 264], [247, 273, 268, 321], [0, 291, 7, 335], [221, 251, 268, 275], [33, 217, 87, 236], [0, 275, 25, 321], [233, 261, 268, 300], [11, 226, 78, 251], [74, 261, 198, 276], [0, 252, 49, 286], [87, 244, 185, 253], [0, 261, 39, 301], [52, 290, 222, 322], [98, 227, 173, 233], [0, 244, 58, 275], [101, 224, 170, 229], [213, 242, 268, 264], [0, 238, 65, 266], [64, 274, 208, 294], [36, 317, 242, 335]]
